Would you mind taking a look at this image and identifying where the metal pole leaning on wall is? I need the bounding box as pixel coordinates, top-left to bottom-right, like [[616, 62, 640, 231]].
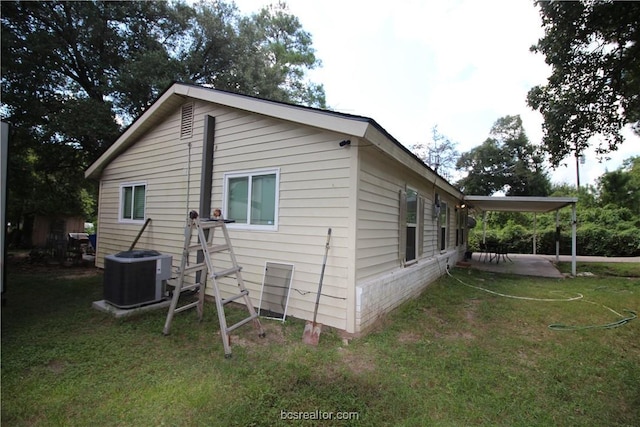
[[129, 218, 152, 251]]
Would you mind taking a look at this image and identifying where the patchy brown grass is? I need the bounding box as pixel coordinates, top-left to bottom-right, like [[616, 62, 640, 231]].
[[2, 264, 639, 426]]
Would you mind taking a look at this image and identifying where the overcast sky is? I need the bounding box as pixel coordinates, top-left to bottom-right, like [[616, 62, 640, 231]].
[[233, 0, 639, 187]]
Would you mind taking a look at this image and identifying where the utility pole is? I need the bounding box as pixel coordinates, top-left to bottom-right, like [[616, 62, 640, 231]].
[[575, 147, 585, 190], [575, 151, 580, 189], [429, 152, 441, 174]]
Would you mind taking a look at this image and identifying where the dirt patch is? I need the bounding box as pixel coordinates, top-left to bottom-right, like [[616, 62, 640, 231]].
[[358, 313, 394, 336], [7, 253, 100, 278], [516, 350, 538, 368], [397, 331, 422, 344], [464, 299, 481, 323], [433, 330, 475, 340], [422, 307, 448, 327], [57, 268, 102, 280], [46, 359, 67, 374], [450, 331, 475, 340], [230, 320, 286, 350], [338, 347, 376, 375]]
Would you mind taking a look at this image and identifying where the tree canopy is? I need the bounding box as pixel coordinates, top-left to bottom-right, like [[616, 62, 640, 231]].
[[527, 0, 640, 167], [467, 157, 640, 257], [1, 0, 325, 245], [456, 115, 551, 196], [409, 126, 459, 181], [597, 156, 640, 215]]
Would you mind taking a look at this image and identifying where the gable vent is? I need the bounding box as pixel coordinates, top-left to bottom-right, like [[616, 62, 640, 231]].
[[180, 103, 194, 139]]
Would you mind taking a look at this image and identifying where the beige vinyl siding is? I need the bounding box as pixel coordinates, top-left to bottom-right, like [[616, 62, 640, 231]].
[[96, 102, 201, 269], [355, 146, 461, 282], [356, 148, 424, 280], [434, 193, 459, 252], [421, 192, 438, 256], [357, 168, 400, 278], [196, 101, 352, 329], [97, 100, 353, 330], [91, 84, 471, 335], [353, 147, 465, 332]]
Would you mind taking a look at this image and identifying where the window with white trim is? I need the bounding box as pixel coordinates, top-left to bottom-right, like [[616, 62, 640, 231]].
[[456, 206, 466, 246], [405, 188, 418, 262], [223, 169, 279, 230], [119, 182, 146, 223], [439, 201, 449, 251]]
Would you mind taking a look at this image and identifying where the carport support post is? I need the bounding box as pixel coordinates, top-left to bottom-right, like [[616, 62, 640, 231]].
[[555, 210, 560, 264], [571, 203, 577, 276], [533, 213, 537, 255], [482, 211, 487, 243]]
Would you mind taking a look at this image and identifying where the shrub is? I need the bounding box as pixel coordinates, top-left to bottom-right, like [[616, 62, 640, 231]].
[[500, 223, 533, 253], [577, 224, 610, 256]]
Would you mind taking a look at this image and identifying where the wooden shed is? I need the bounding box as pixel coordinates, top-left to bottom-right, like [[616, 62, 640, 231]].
[[31, 214, 85, 248], [85, 83, 467, 334]]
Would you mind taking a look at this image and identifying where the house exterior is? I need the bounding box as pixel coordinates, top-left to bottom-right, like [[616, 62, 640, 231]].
[[85, 82, 467, 334]]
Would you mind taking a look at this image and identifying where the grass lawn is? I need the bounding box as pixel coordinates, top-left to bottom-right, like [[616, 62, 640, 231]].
[[2, 259, 639, 426], [556, 261, 640, 278]]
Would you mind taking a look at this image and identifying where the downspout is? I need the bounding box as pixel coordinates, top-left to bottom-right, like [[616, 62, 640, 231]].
[[199, 116, 215, 217], [196, 116, 216, 280], [432, 175, 439, 257], [346, 137, 359, 334], [186, 141, 192, 214]]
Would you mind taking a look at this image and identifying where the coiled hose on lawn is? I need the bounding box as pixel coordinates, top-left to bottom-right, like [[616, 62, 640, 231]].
[[445, 268, 637, 331]]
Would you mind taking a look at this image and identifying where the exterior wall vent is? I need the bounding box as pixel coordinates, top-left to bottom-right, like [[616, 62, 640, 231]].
[[180, 103, 194, 139]]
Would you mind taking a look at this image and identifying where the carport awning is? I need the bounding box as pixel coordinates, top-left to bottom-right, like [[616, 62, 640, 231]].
[[463, 196, 578, 213], [462, 195, 578, 276]]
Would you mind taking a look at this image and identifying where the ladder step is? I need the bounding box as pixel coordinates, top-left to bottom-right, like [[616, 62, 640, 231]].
[[226, 313, 259, 333], [169, 283, 202, 292], [182, 263, 207, 274], [165, 214, 262, 358], [174, 300, 200, 314], [198, 220, 225, 229], [221, 290, 249, 305], [187, 243, 229, 253], [212, 266, 242, 278]]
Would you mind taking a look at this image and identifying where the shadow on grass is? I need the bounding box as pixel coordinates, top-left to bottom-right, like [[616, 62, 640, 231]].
[[2, 261, 639, 426]]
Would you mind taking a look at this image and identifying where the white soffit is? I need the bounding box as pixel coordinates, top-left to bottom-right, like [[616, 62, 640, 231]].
[[464, 196, 578, 213]]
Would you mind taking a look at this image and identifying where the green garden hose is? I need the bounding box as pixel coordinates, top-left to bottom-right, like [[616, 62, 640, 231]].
[[548, 309, 637, 331], [446, 269, 637, 331]]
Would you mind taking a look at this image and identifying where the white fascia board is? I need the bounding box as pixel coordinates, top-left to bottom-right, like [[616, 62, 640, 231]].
[[182, 85, 371, 137], [363, 125, 463, 199], [86, 83, 371, 179], [85, 85, 187, 179]]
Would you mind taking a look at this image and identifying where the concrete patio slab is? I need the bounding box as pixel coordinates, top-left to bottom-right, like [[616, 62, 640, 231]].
[[538, 255, 640, 263], [462, 253, 565, 278]]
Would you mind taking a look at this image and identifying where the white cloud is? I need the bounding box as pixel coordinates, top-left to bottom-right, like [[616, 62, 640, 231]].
[[232, 0, 639, 186]]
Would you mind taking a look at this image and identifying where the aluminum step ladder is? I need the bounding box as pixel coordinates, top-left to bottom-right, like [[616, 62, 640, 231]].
[[163, 210, 265, 358]]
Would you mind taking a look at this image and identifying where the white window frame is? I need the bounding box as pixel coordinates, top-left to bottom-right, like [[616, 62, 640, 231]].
[[405, 187, 419, 264], [222, 168, 280, 231], [456, 206, 466, 246], [118, 181, 147, 224], [439, 201, 449, 252]]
